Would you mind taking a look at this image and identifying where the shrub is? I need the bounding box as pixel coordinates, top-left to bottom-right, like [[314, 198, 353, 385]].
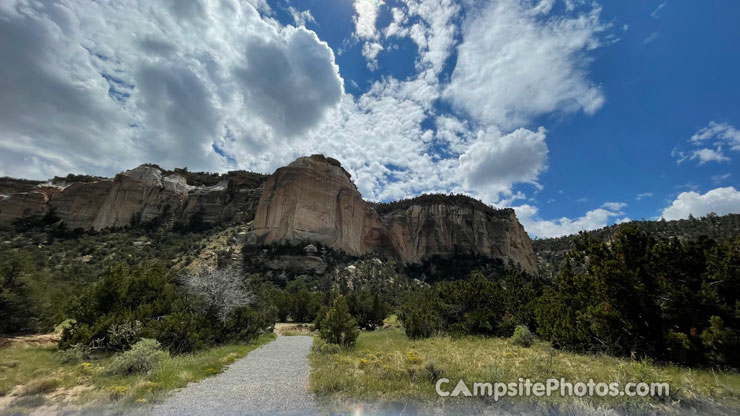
[[145, 312, 214, 354], [401, 307, 442, 339], [221, 306, 273, 342], [107, 320, 143, 352], [317, 296, 359, 348], [312, 338, 342, 355], [107, 339, 169, 375], [511, 325, 534, 347], [56, 343, 96, 364]]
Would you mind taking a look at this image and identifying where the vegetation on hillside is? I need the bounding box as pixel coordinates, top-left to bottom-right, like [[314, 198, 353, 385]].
[[534, 213, 740, 277], [370, 193, 511, 216]]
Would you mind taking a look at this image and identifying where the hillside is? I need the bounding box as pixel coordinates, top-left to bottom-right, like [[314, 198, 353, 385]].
[[533, 213, 740, 277]]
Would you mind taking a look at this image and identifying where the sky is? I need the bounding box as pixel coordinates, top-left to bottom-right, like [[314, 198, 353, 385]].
[[0, 0, 739, 238]]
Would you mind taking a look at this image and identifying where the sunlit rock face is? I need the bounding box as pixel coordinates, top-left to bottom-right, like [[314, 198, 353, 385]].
[[253, 154, 372, 255], [378, 203, 537, 274], [0, 155, 536, 274], [0, 166, 266, 231], [252, 154, 537, 274]]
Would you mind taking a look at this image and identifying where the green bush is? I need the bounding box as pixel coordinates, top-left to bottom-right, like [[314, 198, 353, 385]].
[[398, 270, 542, 339], [312, 338, 342, 355], [534, 227, 740, 367], [511, 325, 534, 347], [107, 338, 169, 375], [317, 296, 359, 348], [399, 303, 443, 339]]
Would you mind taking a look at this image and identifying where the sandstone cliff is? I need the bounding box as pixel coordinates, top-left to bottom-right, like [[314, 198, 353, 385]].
[[252, 155, 537, 274], [0, 165, 266, 230], [0, 155, 537, 274], [253, 155, 373, 254]]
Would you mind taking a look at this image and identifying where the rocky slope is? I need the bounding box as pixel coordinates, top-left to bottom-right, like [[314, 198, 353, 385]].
[[0, 155, 537, 274]]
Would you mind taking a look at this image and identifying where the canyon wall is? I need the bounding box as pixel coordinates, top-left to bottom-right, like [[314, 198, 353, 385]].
[[0, 166, 266, 230], [252, 155, 537, 274], [0, 155, 537, 274]]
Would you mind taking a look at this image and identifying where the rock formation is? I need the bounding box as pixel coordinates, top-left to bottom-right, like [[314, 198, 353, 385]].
[[0, 165, 266, 230], [0, 154, 537, 274], [253, 155, 374, 255], [252, 155, 537, 274]]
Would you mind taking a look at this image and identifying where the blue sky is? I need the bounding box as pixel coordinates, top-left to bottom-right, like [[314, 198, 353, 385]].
[[0, 0, 738, 237]]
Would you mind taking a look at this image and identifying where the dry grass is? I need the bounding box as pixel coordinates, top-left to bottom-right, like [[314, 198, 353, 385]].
[[0, 333, 276, 413], [310, 327, 740, 414], [275, 323, 314, 336]]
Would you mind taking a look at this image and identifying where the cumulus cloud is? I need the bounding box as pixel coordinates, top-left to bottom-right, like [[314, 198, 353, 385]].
[[362, 42, 384, 70], [401, 0, 461, 76], [0, 0, 612, 232], [515, 203, 629, 238], [661, 187, 740, 220], [234, 28, 343, 137], [445, 0, 607, 129], [353, 0, 384, 40], [458, 127, 549, 202], [0, 0, 343, 179]]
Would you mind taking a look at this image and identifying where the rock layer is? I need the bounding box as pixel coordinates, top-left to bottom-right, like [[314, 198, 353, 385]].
[[252, 155, 537, 274], [0, 155, 537, 274], [0, 165, 266, 230]]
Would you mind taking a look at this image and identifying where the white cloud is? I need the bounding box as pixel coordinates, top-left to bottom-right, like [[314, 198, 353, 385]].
[[691, 121, 740, 150], [0, 0, 343, 179], [636, 192, 654, 200], [0, 0, 611, 233], [661, 187, 740, 220], [515, 203, 628, 239], [601, 202, 627, 211], [689, 148, 730, 165], [445, 0, 607, 129], [288, 6, 315, 27], [362, 42, 384, 70], [712, 173, 731, 185], [673, 121, 740, 165], [401, 0, 461, 76], [458, 127, 548, 203], [353, 0, 384, 40], [651, 2, 667, 19], [384, 7, 407, 37]]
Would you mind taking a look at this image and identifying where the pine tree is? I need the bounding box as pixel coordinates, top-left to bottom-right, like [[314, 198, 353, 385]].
[[318, 296, 359, 347]]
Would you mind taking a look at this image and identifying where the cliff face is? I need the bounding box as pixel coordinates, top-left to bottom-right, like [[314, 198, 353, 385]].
[[0, 155, 537, 274], [379, 204, 536, 272], [253, 155, 373, 255], [0, 166, 267, 230], [252, 155, 537, 274]]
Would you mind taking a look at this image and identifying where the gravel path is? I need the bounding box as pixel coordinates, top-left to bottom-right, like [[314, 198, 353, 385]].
[[148, 335, 319, 416]]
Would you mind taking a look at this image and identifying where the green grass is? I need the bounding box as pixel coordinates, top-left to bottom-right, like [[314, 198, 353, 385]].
[[0, 333, 275, 412], [310, 328, 740, 413]]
